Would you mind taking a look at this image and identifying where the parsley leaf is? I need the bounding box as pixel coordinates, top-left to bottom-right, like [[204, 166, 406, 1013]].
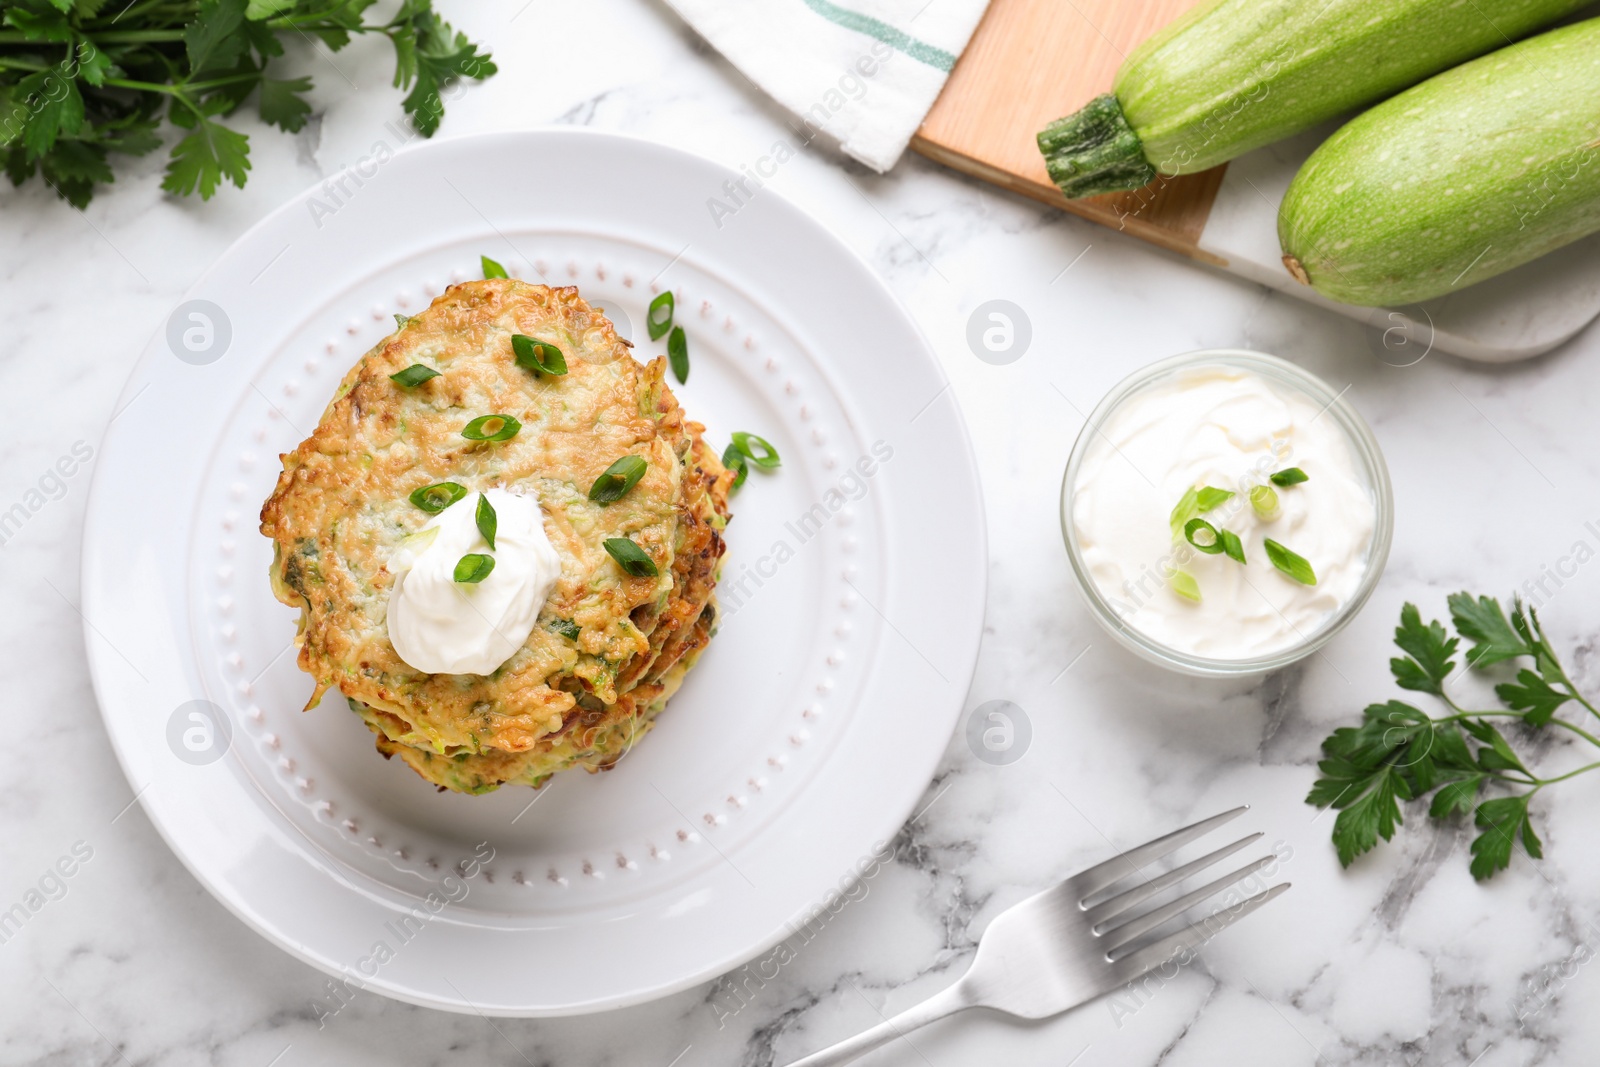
[[1497, 669, 1572, 727], [386, 0, 496, 137], [184, 0, 249, 75], [1470, 795, 1541, 881], [1467, 720, 1527, 775], [301, 0, 374, 50], [162, 115, 251, 199], [257, 75, 312, 132], [19, 66, 85, 157], [41, 140, 113, 206], [0, 0, 494, 205], [4, 146, 35, 186], [245, 0, 298, 17], [99, 120, 164, 158], [1309, 592, 1600, 882], [1449, 592, 1532, 667], [1428, 773, 1483, 820], [75, 39, 112, 87], [1328, 763, 1410, 868], [1390, 603, 1457, 695], [5, 2, 73, 41]]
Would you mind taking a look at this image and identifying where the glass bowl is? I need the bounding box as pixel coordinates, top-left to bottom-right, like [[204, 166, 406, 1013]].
[[1059, 349, 1394, 677]]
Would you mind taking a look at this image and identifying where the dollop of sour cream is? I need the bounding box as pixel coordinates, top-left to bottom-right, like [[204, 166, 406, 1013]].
[[387, 488, 561, 676], [1072, 365, 1376, 660]]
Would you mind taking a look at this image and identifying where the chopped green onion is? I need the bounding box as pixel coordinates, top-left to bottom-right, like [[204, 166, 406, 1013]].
[[721, 443, 749, 491], [1250, 484, 1281, 521], [1270, 467, 1309, 487], [1184, 518, 1225, 554], [1173, 484, 1237, 541], [668, 325, 689, 384], [409, 482, 468, 513], [512, 333, 567, 377], [393, 313, 411, 329], [461, 414, 521, 442], [550, 618, 581, 641], [1187, 517, 1247, 563], [647, 291, 675, 341], [589, 455, 648, 504], [731, 431, 781, 470], [476, 493, 497, 549], [481, 255, 508, 279], [1168, 570, 1201, 602], [454, 553, 495, 583], [390, 363, 439, 388], [1219, 528, 1246, 564], [1264, 539, 1317, 585], [400, 526, 440, 555], [603, 537, 659, 577], [1169, 486, 1200, 541]]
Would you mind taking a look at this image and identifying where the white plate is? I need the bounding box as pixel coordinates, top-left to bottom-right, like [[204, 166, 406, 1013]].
[[81, 130, 985, 1016]]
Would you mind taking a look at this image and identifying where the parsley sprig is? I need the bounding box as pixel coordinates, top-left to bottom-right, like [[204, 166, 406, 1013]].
[[0, 0, 495, 206], [1307, 593, 1600, 880]]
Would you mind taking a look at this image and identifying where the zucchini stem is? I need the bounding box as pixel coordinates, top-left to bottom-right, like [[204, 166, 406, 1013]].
[[1036, 94, 1157, 200]]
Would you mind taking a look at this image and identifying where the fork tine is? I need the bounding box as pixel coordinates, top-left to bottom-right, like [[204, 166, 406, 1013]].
[[1107, 881, 1290, 983], [1067, 806, 1249, 902], [1084, 832, 1263, 929], [1100, 856, 1274, 952]]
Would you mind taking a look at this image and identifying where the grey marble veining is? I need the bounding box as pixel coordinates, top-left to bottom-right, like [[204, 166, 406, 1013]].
[[6, 2, 1600, 1065]]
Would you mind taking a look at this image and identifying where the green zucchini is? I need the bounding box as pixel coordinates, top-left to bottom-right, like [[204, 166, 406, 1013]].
[[1279, 18, 1600, 306], [1036, 0, 1593, 199]]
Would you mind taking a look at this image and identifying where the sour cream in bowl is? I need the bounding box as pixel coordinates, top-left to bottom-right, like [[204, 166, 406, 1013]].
[[1060, 350, 1393, 676]]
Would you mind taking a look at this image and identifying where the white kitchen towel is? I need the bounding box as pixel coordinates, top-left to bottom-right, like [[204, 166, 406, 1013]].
[[665, 0, 991, 172]]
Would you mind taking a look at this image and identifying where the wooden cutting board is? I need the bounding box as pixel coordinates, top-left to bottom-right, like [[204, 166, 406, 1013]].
[[913, 0, 1225, 264], [909, 0, 1600, 361]]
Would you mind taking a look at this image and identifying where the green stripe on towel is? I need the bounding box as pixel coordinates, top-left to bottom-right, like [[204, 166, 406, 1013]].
[[801, 0, 957, 72]]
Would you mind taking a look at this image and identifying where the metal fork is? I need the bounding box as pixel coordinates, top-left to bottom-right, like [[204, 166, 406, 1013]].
[[780, 806, 1288, 1067]]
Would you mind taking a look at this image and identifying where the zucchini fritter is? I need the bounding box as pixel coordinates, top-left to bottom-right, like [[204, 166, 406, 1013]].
[[260, 280, 731, 793]]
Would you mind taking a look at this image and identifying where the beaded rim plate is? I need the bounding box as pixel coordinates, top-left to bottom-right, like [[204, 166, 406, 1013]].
[[81, 129, 986, 1016]]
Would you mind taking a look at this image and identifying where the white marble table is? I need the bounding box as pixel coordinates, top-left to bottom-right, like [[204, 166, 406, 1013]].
[[7, 3, 1600, 1064]]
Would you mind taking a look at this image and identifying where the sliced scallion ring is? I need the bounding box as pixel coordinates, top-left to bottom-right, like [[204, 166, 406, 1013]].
[[1171, 484, 1233, 537], [731, 431, 781, 470], [461, 414, 521, 442], [409, 482, 467, 513], [667, 324, 689, 384], [389, 363, 439, 387], [454, 553, 495, 583], [476, 493, 497, 549], [1184, 518, 1225, 554], [512, 333, 567, 377], [1270, 467, 1309, 487], [647, 291, 675, 341], [603, 537, 659, 577], [1250, 484, 1281, 521], [1264, 539, 1317, 585], [550, 618, 580, 641], [721, 442, 749, 491], [588, 455, 648, 504], [481, 255, 508, 279]]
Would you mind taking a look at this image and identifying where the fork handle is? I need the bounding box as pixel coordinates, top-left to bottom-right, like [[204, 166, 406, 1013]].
[[780, 981, 973, 1067]]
